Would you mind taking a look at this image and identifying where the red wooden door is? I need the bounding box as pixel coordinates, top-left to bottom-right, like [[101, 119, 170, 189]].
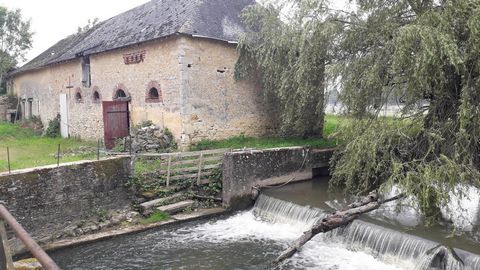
[[102, 101, 130, 149]]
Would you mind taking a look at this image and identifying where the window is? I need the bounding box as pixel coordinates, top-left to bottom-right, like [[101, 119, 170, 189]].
[[145, 81, 162, 103], [82, 56, 91, 88], [115, 89, 127, 99], [93, 91, 100, 101], [75, 91, 83, 102], [27, 98, 33, 118], [149, 88, 159, 99]]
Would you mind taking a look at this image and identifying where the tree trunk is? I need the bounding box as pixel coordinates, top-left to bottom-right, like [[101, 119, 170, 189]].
[[272, 192, 405, 267]]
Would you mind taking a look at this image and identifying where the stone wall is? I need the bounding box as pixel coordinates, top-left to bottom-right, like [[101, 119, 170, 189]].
[[222, 147, 334, 210], [180, 37, 274, 145], [9, 35, 272, 148], [9, 37, 183, 141], [0, 96, 7, 121], [0, 157, 132, 252]]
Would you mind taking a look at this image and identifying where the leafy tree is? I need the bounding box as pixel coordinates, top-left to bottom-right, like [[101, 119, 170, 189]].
[[239, 0, 480, 223], [328, 0, 480, 224], [235, 1, 335, 137], [0, 6, 33, 94]]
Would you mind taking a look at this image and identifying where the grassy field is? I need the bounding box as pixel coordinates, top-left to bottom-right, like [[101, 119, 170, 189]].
[[1, 115, 346, 172], [0, 122, 97, 172], [190, 115, 344, 151]]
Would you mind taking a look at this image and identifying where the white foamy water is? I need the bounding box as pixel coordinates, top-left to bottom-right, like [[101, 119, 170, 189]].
[[167, 195, 421, 270]]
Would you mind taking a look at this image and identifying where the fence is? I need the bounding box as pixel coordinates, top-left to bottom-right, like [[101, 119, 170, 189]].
[[2, 139, 109, 175], [134, 149, 229, 187]]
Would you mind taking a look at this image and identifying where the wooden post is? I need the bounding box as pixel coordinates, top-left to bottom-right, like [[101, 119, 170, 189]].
[[56, 144, 60, 167], [6, 148, 10, 175], [0, 220, 14, 270], [166, 155, 172, 188], [197, 153, 204, 185], [97, 139, 100, 161]]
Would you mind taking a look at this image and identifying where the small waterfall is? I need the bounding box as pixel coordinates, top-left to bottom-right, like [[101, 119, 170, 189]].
[[253, 194, 323, 228], [332, 220, 436, 261], [254, 194, 480, 270]]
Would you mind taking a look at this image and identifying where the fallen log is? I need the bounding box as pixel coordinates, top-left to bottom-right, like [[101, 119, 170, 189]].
[[272, 192, 405, 267]]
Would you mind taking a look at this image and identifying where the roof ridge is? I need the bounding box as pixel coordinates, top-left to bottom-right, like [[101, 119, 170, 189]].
[[10, 0, 254, 77]]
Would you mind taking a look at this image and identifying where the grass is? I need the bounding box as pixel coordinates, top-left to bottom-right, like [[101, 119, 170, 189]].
[[138, 211, 170, 224], [190, 115, 346, 151], [0, 122, 97, 172]]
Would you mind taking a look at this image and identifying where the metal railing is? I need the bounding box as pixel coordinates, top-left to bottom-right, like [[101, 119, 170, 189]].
[[0, 202, 60, 270]]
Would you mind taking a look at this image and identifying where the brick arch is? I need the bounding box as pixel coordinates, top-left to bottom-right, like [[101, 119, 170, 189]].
[[145, 80, 163, 103], [92, 86, 102, 103], [112, 83, 131, 101], [74, 87, 83, 103]]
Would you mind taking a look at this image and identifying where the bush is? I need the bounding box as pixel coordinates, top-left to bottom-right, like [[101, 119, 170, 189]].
[[45, 114, 61, 138]]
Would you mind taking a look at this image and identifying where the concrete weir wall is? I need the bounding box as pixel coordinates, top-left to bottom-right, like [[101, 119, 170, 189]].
[[0, 157, 132, 252], [222, 147, 334, 210]]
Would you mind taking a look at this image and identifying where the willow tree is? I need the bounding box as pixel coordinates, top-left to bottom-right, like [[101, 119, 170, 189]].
[[326, 0, 480, 224], [238, 0, 480, 223], [235, 1, 337, 137]]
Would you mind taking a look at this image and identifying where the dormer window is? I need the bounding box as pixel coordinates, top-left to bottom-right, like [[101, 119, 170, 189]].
[[82, 56, 91, 88]]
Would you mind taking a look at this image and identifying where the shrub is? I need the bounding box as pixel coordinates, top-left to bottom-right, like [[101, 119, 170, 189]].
[[45, 114, 61, 138]]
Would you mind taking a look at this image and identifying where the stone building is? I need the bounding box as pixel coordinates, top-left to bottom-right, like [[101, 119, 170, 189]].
[[7, 0, 272, 148]]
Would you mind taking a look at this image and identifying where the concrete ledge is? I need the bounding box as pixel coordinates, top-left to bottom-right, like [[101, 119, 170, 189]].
[[0, 156, 130, 177], [222, 147, 334, 210], [256, 171, 312, 187], [44, 208, 226, 253]]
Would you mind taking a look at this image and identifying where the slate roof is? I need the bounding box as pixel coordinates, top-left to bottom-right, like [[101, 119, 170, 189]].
[[10, 0, 255, 76]]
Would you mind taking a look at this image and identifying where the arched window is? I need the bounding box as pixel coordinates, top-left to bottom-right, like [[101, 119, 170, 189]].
[[115, 89, 127, 99], [149, 88, 159, 99], [145, 81, 163, 103], [93, 91, 100, 101], [75, 91, 83, 103]]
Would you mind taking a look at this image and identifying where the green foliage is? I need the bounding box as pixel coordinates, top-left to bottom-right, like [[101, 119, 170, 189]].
[[327, 0, 480, 223], [191, 135, 337, 151], [0, 122, 96, 172], [241, 0, 480, 223], [190, 115, 341, 150], [236, 1, 333, 137], [139, 211, 170, 225], [44, 114, 60, 138], [0, 6, 33, 83], [202, 168, 223, 195]]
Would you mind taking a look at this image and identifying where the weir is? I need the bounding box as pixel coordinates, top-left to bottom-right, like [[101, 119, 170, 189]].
[[253, 193, 480, 270]]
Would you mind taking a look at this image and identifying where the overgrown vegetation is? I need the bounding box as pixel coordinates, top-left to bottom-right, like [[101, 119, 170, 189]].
[[235, 1, 328, 137], [240, 0, 480, 224], [138, 211, 170, 225], [44, 113, 61, 138], [0, 122, 96, 172]]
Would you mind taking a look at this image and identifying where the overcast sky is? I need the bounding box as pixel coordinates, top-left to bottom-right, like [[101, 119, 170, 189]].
[[0, 0, 150, 64]]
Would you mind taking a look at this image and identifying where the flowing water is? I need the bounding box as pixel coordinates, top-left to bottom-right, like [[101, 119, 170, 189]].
[[50, 177, 480, 269]]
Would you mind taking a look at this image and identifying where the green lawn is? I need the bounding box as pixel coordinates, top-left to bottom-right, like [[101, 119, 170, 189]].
[[1, 115, 346, 172], [0, 122, 97, 172], [190, 115, 344, 151]]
